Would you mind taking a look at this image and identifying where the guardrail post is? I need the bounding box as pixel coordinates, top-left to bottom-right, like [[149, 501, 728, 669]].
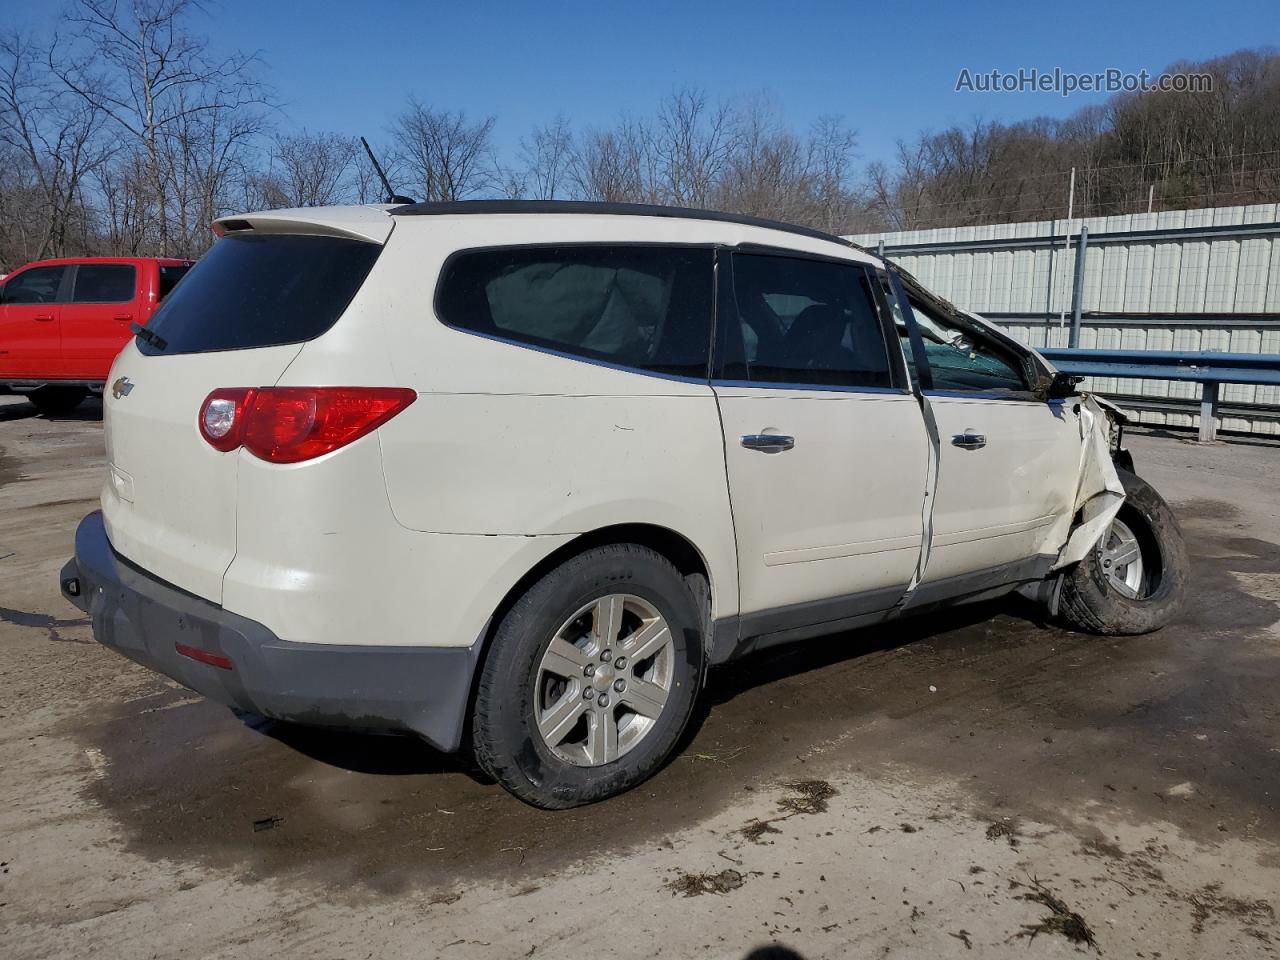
[[1069, 224, 1088, 348], [1198, 381, 1219, 442]]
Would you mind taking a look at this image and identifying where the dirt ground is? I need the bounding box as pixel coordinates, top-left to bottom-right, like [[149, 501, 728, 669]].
[[2, 393, 1278, 959]]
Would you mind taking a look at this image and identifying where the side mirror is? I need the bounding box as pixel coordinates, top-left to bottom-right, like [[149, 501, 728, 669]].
[[1047, 371, 1084, 398]]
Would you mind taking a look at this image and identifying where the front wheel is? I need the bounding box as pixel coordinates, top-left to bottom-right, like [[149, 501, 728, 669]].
[[1058, 467, 1188, 635], [471, 544, 705, 809]]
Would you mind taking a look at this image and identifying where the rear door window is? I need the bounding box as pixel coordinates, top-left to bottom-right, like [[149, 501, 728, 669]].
[[2, 265, 68, 304], [436, 245, 714, 378], [71, 264, 136, 303], [138, 234, 381, 355]]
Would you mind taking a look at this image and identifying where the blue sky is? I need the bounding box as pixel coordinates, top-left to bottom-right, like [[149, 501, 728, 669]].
[[16, 0, 1280, 169]]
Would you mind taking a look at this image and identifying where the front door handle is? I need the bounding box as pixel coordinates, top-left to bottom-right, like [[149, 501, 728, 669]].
[[34, 314, 55, 322], [113, 314, 134, 322], [951, 429, 987, 449], [741, 433, 795, 453]]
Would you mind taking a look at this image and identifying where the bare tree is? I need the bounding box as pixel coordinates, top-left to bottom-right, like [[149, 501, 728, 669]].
[[518, 114, 573, 200], [807, 114, 859, 234], [0, 30, 106, 266], [571, 117, 658, 203], [653, 87, 737, 207], [391, 99, 496, 201], [163, 95, 267, 253], [51, 0, 269, 253], [255, 130, 359, 208]]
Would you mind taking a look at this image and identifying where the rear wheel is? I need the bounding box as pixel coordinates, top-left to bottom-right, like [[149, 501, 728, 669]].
[[29, 386, 87, 416], [1059, 467, 1188, 635], [471, 544, 705, 808]]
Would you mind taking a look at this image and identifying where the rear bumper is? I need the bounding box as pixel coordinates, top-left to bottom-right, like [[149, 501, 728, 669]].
[[60, 511, 478, 752]]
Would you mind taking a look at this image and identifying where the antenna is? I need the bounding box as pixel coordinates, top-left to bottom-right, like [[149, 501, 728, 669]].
[[360, 137, 415, 205]]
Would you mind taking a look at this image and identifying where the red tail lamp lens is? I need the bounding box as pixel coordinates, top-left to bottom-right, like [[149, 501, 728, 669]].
[[199, 387, 416, 462]]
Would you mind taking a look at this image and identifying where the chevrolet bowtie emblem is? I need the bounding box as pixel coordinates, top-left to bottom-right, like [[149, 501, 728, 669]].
[[111, 377, 134, 400]]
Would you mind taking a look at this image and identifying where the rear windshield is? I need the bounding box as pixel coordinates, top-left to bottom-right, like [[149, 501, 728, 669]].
[[137, 234, 381, 355]]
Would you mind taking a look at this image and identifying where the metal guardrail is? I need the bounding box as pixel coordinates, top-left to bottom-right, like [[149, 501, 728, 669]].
[[988, 311, 1280, 328], [1040, 348, 1280, 442], [873, 220, 1280, 256]]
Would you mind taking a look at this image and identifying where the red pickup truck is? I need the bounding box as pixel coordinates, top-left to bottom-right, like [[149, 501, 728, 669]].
[[0, 256, 192, 414]]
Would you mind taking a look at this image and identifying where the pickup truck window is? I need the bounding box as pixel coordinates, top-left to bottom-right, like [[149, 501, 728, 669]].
[[437, 245, 714, 378], [71, 264, 136, 303], [723, 253, 892, 389], [158, 264, 190, 299], [2, 265, 67, 305]]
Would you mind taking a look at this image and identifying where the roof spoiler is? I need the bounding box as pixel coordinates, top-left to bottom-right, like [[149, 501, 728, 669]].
[[212, 205, 395, 245]]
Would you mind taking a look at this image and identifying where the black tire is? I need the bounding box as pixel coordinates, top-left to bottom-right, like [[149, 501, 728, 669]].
[[472, 544, 705, 809], [1059, 466, 1188, 635], [30, 386, 87, 416]]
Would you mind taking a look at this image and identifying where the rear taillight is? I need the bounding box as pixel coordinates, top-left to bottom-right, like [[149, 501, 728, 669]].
[[199, 387, 255, 451], [198, 387, 416, 463]]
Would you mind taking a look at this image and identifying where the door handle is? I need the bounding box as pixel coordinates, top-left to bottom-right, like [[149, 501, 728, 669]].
[[951, 429, 987, 449], [113, 314, 134, 322], [34, 314, 55, 322], [741, 433, 795, 453]]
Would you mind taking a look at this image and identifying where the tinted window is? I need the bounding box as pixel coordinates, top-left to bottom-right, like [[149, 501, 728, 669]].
[[72, 264, 136, 303], [2, 265, 66, 305], [436, 246, 714, 378], [140, 235, 381, 355], [158, 264, 190, 299], [724, 254, 891, 388], [899, 296, 1026, 393]]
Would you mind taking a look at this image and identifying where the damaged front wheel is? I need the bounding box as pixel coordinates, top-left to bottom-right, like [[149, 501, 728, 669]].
[[1058, 467, 1189, 635]]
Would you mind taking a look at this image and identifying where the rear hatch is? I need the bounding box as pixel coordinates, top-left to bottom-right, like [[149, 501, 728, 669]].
[[101, 208, 391, 603]]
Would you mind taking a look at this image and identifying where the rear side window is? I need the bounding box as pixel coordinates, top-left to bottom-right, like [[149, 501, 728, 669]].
[[139, 235, 381, 355], [436, 245, 714, 378], [158, 264, 190, 299], [72, 264, 136, 303], [723, 253, 892, 389], [2, 265, 67, 304]]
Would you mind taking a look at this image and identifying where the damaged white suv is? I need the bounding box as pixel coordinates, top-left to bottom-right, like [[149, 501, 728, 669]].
[[61, 201, 1187, 808]]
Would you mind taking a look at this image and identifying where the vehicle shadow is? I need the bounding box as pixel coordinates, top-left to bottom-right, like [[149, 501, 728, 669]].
[[704, 596, 1032, 708], [237, 710, 494, 783], [0, 396, 103, 423]]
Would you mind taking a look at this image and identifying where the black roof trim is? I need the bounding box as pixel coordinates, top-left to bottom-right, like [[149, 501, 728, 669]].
[[389, 199, 865, 250]]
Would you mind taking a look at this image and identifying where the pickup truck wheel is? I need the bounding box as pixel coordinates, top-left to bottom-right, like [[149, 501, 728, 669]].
[[30, 386, 88, 416], [1058, 467, 1188, 635], [472, 544, 705, 809]]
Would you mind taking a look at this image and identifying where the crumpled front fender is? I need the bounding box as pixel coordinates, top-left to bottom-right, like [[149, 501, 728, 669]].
[[1052, 394, 1127, 570]]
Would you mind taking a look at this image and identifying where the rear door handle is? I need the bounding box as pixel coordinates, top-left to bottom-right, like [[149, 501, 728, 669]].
[[114, 314, 134, 322], [741, 433, 795, 453], [951, 429, 987, 449], [34, 314, 55, 322]]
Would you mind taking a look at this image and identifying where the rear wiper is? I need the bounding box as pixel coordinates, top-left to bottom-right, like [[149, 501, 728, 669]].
[[131, 323, 168, 352]]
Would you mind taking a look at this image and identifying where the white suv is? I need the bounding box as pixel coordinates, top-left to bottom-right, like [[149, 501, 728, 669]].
[[61, 201, 1187, 808]]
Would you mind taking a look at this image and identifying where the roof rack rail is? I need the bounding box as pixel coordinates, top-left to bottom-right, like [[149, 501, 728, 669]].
[[389, 199, 862, 249]]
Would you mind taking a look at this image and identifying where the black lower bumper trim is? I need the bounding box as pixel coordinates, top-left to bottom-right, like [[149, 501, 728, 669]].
[[61, 511, 478, 752]]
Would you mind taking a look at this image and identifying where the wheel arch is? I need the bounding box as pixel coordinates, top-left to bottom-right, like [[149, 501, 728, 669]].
[[487, 522, 717, 635]]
